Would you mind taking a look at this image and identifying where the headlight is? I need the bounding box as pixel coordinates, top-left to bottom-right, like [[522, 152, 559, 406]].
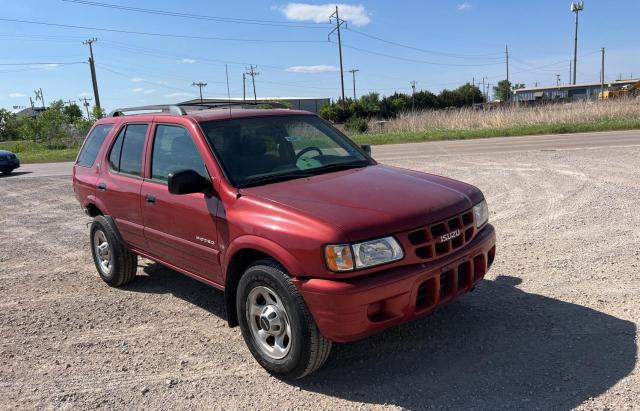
[[473, 200, 489, 228], [325, 236, 404, 272]]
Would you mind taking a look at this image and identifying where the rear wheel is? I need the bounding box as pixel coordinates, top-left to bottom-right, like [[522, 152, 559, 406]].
[[90, 216, 137, 286], [1, 169, 13, 175], [237, 259, 332, 379]]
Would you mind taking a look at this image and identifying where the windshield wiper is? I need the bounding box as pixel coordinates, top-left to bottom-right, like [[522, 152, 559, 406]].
[[237, 171, 313, 188], [307, 161, 369, 175]]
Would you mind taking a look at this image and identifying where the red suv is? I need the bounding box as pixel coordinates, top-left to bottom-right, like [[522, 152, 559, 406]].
[[72, 104, 496, 379]]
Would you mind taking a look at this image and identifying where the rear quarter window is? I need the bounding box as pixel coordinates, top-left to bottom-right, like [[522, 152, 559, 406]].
[[76, 124, 113, 167]]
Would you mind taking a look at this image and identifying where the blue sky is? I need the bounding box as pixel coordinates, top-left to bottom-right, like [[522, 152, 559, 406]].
[[1, 0, 639, 112]]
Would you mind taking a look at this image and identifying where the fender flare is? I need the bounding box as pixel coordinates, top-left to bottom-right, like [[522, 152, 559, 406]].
[[223, 235, 305, 279], [223, 235, 306, 327]]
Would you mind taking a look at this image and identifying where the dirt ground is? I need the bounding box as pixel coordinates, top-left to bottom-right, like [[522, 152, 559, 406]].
[[0, 143, 638, 410]]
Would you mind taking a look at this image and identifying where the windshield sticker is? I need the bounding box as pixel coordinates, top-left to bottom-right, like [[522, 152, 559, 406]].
[[285, 136, 301, 142], [296, 157, 322, 170]]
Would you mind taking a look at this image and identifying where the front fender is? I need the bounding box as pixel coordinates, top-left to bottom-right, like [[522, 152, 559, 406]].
[[223, 235, 306, 279]]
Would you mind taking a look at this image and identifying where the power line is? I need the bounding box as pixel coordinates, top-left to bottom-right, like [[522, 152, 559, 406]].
[[0, 17, 327, 44], [61, 0, 329, 29], [339, 42, 504, 67], [345, 27, 504, 59], [0, 61, 85, 65]]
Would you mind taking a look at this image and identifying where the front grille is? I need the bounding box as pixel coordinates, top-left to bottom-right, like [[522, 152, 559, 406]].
[[405, 210, 475, 262]]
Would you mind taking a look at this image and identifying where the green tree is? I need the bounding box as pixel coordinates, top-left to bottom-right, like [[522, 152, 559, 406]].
[[63, 103, 83, 122], [91, 106, 105, 120], [0, 109, 20, 141], [493, 80, 524, 102]]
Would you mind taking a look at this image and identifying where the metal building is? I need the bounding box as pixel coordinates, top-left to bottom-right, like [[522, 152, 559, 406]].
[[178, 97, 330, 114], [514, 78, 639, 103]]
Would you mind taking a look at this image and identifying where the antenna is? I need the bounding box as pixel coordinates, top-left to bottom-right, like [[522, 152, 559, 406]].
[[225, 64, 232, 119]]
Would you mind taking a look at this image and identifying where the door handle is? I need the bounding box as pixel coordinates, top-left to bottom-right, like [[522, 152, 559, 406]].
[[145, 194, 156, 204], [97, 183, 107, 192]]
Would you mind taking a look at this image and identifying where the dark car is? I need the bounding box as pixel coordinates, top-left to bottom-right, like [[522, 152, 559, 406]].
[[0, 150, 20, 175]]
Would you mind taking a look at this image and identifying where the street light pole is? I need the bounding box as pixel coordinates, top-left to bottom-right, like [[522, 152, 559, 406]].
[[571, 2, 584, 85]]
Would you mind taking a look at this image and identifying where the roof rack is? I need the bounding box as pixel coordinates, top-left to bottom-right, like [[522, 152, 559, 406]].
[[109, 105, 186, 117], [177, 101, 290, 109], [108, 101, 290, 117]]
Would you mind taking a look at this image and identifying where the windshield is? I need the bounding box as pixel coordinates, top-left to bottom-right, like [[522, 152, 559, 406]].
[[200, 115, 372, 187]]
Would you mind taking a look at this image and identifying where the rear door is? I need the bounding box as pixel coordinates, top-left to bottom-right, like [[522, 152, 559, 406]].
[[73, 123, 114, 206], [141, 123, 222, 284], [96, 123, 149, 249]]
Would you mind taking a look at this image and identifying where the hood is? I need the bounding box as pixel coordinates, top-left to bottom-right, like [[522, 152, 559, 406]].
[[240, 164, 483, 241]]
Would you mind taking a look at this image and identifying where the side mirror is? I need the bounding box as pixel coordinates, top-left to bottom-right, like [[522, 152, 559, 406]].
[[361, 144, 371, 155], [168, 169, 212, 196]]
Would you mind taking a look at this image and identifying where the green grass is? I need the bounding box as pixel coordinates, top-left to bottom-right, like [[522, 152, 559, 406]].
[[348, 118, 640, 145], [0, 141, 79, 164]]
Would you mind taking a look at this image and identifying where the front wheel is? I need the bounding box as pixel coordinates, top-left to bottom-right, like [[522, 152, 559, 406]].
[[90, 215, 138, 287], [237, 259, 332, 379], [1, 169, 14, 175]]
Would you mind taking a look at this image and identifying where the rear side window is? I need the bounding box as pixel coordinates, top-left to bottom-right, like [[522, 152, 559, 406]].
[[108, 124, 148, 176], [151, 125, 207, 182], [76, 124, 113, 167]]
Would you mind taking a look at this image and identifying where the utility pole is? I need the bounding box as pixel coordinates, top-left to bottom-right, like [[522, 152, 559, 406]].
[[571, 2, 584, 85], [245, 65, 259, 103], [569, 60, 572, 84], [81, 97, 92, 118], [487, 83, 492, 101], [192, 82, 207, 103], [83, 38, 101, 113], [410, 80, 417, 112], [556, 74, 561, 86], [242, 73, 246, 102], [64, 99, 76, 106], [600, 47, 605, 97], [348, 69, 359, 100], [472, 77, 475, 105], [329, 6, 347, 107], [505, 45, 510, 102]]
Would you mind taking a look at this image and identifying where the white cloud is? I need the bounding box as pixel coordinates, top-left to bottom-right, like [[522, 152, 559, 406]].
[[165, 92, 192, 98], [279, 3, 370, 26], [9, 92, 25, 98], [457, 2, 471, 11], [285, 65, 339, 73], [157, 80, 169, 85], [179, 58, 197, 64], [131, 88, 157, 94], [130, 77, 144, 83]]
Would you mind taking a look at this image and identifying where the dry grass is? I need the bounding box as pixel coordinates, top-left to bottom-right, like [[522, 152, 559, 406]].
[[371, 99, 640, 133]]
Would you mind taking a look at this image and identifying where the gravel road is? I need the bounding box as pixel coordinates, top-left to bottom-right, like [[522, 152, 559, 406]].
[[0, 137, 638, 409]]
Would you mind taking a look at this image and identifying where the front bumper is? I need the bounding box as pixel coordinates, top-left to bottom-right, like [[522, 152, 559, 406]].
[[294, 224, 496, 343], [0, 160, 20, 171]]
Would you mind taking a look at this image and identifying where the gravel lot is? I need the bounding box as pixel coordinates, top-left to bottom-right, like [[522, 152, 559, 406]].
[[0, 141, 638, 410]]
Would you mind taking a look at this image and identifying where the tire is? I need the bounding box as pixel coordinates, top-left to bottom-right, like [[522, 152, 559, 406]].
[[89, 215, 138, 287], [1, 169, 13, 175], [237, 259, 332, 379]]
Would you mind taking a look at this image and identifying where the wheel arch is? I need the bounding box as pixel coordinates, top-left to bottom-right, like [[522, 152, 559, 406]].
[[223, 236, 304, 327]]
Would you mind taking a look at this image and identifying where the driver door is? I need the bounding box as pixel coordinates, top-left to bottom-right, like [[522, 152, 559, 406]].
[[141, 123, 222, 284]]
